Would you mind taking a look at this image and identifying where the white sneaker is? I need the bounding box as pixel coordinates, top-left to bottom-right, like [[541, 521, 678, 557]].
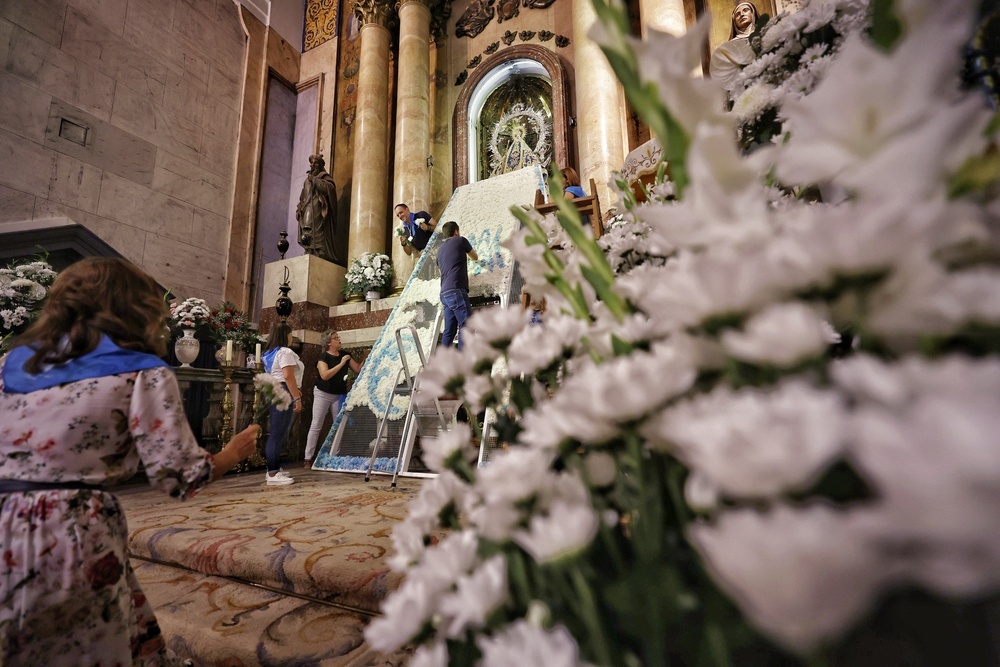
[[265, 471, 294, 485]]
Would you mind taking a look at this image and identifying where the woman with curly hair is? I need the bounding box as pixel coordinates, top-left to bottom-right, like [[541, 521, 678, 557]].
[[0, 257, 258, 666]]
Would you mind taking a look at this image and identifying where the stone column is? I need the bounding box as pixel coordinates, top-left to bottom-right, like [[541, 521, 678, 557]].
[[571, 0, 628, 215], [640, 0, 687, 37], [390, 0, 432, 291], [347, 0, 395, 263]]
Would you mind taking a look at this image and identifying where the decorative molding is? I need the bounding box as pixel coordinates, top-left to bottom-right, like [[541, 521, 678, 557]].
[[538, 30, 554, 41], [429, 0, 452, 40], [519, 30, 535, 41], [455, 0, 495, 38], [453, 44, 571, 189], [305, 0, 338, 51], [457, 34, 574, 86], [555, 34, 570, 47], [501, 29, 516, 45], [352, 0, 395, 27], [485, 41, 500, 54], [497, 0, 520, 22]]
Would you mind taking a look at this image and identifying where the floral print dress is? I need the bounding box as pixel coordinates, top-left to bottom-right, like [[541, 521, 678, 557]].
[[0, 362, 215, 666]]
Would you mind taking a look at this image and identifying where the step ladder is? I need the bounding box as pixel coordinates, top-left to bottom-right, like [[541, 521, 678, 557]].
[[365, 314, 451, 486]]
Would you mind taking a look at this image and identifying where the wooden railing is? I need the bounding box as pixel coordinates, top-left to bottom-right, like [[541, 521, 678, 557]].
[[533, 178, 604, 238]]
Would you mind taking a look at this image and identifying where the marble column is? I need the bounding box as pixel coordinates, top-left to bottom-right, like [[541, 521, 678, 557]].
[[571, 0, 628, 215], [347, 0, 395, 263], [390, 0, 432, 291], [640, 0, 687, 37]]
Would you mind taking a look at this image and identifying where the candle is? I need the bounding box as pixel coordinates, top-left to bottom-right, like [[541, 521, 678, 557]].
[[255, 343, 262, 361], [225, 340, 233, 363]]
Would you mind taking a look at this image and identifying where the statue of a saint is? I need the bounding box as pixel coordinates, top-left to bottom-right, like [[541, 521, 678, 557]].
[[295, 154, 339, 263], [494, 122, 539, 176], [710, 2, 759, 95]]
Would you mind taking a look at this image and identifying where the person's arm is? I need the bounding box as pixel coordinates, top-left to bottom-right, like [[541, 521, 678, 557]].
[[401, 239, 413, 256], [318, 355, 350, 381], [349, 355, 363, 373], [282, 364, 303, 412], [211, 426, 260, 481], [564, 188, 578, 200]]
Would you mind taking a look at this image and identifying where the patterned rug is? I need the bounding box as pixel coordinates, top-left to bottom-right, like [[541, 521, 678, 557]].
[[119, 467, 423, 665]]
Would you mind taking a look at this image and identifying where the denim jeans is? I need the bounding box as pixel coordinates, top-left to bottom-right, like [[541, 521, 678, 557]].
[[266, 383, 294, 472], [305, 387, 344, 460], [440, 288, 472, 350]]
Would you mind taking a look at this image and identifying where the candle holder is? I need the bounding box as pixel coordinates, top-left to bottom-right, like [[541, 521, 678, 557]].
[[277, 231, 289, 259], [245, 360, 267, 471], [219, 363, 235, 448]]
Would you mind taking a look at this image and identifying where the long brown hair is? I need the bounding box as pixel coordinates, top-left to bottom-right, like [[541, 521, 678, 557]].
[[16, 257, 169, 373], [265, 322, 292, 352], [561, 167, 581, 188]]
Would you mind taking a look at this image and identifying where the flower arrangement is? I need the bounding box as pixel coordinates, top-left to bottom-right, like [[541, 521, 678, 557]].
[[395, 222, 413, 246], [727, 0, 868, 150], [0, 257, 57, 353], [206, 301, 258, 352], [169, 297, 211, 330], [342, 252, 394, 298], [365, 0, 1000, 665]]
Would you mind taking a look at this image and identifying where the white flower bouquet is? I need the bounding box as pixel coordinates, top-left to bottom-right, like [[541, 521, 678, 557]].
[[368, 0, 1000, 664], [342, 252, 395, 298], [0, 258, 58, 353], [169, 297, 211, 330], [253, 372, 293, 419]]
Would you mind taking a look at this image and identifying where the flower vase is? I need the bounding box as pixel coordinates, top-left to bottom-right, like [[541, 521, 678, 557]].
[[174, 329, 200, 367], [365, 290, 381, 301]]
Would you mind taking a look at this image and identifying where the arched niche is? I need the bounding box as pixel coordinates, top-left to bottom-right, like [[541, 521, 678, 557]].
[[453, 44, 570, 189]]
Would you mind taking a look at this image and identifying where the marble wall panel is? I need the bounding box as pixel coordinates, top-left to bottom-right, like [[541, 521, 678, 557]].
[[200, 94, 240, 147], [121, 2, 211, 85], [97, 171, 195, 242], [0, 19, 13, 69], [61, 7, 167, 103], [0, 128, 57, 197], [152, 151, 231, 217], [0, 183, 35, 223], [142, 233, 225, 302], [5, 26, 116, 121], [43, 98, 157, 186], [192, 207, 230, 255], [199, 131, 238, 181], [207, 62, 243, 111], [66, 0, 128, 36], [162, 68, 207, 126], [111, 82, 202, 163], [48, 151, 102, 212], [33, 198, 147, 265], [173, 0, 244, 75], [0, 0, 66, 47], [0, 71, 51, 141]]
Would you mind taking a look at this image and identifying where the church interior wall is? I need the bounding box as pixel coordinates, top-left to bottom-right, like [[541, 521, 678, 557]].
[[0, 0, 247, 307]]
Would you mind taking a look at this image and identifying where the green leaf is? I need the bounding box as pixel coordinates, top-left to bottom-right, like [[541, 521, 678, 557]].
[[869, 0, 903, 51]]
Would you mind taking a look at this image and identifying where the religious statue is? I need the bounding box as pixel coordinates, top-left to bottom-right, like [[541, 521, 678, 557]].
[[295, 154, 339, 263], [710, 1, 760, 95], [495, 122, 539, 175]]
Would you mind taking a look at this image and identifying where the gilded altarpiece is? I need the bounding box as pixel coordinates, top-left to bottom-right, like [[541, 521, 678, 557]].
[[305, 0, 339, 51]]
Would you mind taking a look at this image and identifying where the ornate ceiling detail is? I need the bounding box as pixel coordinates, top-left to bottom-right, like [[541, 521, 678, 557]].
[[429, 0, 453, 41], [352, 0, 396, 27], [455, 0, 559, 38]]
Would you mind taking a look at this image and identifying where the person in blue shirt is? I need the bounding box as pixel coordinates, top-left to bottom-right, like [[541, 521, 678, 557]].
[[395, 203, 437, 256], [561, 167, 587, 199], [436, 221, 479, 350]]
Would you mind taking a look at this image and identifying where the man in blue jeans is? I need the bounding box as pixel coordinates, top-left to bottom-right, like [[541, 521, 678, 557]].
[[436, 221, 478, 350]]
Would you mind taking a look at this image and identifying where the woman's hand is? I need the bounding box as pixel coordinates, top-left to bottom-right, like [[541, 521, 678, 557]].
[[226, 425, 260, 460], [293, 396, 303, 413]]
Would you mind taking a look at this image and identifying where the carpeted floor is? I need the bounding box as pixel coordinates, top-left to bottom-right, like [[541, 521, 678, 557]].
[[119, 466, 422, 666]]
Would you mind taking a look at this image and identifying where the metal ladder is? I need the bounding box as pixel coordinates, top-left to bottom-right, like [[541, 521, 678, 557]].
[[365, 314, 448, 486]]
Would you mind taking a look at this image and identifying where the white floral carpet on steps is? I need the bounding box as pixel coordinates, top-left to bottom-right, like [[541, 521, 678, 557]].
[[119, 468, 423, 665]]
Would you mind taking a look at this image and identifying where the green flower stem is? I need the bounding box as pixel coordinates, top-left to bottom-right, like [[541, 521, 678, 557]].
[[570, 567, 617, 667]]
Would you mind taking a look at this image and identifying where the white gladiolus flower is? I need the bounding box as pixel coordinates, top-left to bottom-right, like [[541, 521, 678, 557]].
[[406, 471, 469, 532], [476, 620, 582, 667], [475, 448, 557, 505], [410, 642, 447, 667], [467, 306, 530, 349], [582, 451, 617, 488], [422, 423, 473, 472], [732, 83, 775, 122], [507, 314, 587, 376], [645, 380, 846, 501], [409, 530, 480, 595], [438, 555, 509, 637], [418, 346, 475, 399], [721, 302, 831, 366], [364, 576, 439, 652], [512, 499, 599, 563], [688, 503, 887, 653]]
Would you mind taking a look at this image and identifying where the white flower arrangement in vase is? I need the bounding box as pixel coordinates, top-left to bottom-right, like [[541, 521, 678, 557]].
[[0, 258, 58, 353], [366, 0, 1000, 665], [169, 297, 211, 330], [342, 252, 394, 300]]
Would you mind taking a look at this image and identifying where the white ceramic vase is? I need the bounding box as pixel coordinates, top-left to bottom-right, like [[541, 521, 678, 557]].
[[174, 328, 200, 367]]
